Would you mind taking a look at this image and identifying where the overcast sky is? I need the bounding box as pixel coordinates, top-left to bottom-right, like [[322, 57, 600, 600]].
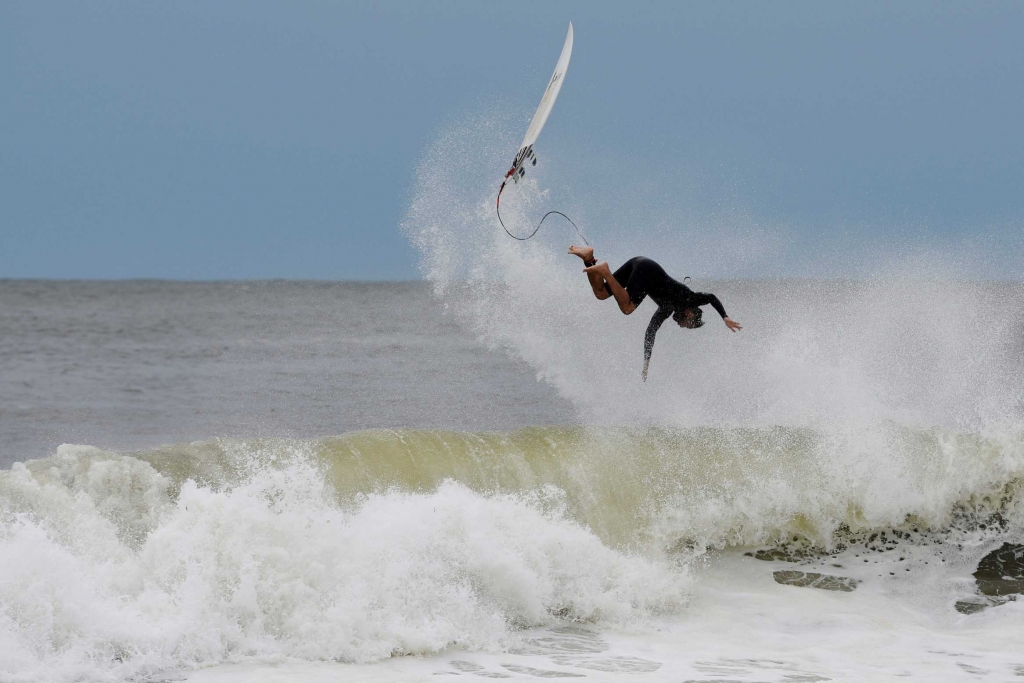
[[2, 1, 1022, 280]]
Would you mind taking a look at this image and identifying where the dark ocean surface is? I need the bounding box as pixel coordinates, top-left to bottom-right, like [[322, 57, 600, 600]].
[[0, 280, 574, 466]]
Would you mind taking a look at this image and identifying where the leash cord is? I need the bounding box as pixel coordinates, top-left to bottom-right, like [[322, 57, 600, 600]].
[[496, 181, 589, 246]]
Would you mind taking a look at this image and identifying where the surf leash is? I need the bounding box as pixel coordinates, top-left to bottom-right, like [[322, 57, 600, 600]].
[[496, 171, 589, 246]]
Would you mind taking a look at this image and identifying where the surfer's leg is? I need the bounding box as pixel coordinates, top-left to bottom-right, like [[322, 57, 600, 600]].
[[568, 245, 595, 262], [569, 245, 611, 300], [584, 261, 636, 315]]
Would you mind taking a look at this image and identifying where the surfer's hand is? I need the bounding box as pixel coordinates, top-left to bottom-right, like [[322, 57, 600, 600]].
[[724, 317, 742, 332]]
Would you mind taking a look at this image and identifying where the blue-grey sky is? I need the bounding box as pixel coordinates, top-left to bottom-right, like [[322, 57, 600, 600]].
[[2, 1, 1022, 280]]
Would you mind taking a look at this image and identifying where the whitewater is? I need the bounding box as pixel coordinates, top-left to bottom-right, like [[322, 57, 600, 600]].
[[3, 118, 1024, 681]]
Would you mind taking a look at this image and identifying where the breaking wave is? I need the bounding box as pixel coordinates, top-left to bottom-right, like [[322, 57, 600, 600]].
[[2, 421, 1022, 681], [4, 423, 1024, 679], [0, 436, 689, 682]]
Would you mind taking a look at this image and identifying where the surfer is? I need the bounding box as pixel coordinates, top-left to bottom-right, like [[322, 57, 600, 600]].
[[569, 246, 742, 380]]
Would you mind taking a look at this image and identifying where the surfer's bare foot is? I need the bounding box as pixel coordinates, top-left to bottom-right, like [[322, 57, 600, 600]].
[[583, 261, 609, 275], [568, 245, 594, 262]]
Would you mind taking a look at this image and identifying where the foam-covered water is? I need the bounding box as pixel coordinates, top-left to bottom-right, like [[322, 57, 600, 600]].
[[1, 440, 688, 682], [3, 429, 1024, 681]]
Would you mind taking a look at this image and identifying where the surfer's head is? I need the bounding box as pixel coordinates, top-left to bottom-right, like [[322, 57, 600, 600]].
[[674, 307, 703, 329]]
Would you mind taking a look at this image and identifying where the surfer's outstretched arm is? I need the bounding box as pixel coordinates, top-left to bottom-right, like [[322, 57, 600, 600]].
[[642, 307, 672, 381], [692, 292, 743, 332]]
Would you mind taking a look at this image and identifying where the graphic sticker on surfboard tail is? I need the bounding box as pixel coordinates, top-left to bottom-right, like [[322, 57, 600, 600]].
[[504, 22, 573, 186]]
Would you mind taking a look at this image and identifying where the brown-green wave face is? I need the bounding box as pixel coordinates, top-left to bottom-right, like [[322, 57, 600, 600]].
[[14, 423, 1013, 554]]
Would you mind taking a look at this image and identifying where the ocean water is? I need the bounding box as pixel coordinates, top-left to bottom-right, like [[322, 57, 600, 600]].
[[0, 280, 574, 465], [4, 120, 1024, 681], [3, 276, 1024, 682]]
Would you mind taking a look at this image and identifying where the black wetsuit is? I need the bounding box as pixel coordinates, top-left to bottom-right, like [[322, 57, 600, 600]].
[[607, 257, 728, 365]]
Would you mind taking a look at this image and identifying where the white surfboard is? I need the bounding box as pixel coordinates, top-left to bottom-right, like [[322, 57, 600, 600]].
[[504, 22, 574, 184]]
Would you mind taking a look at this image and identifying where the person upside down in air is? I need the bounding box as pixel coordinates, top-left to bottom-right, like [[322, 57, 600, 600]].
[[568, 245, 742, 381]]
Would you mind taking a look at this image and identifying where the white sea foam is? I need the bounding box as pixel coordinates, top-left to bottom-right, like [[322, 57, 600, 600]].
[[0, 446, 687, 682], [5, 426, 1022, 680]]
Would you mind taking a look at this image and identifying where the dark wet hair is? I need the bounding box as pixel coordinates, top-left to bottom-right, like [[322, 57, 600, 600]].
[[673, 307, 704, 328]]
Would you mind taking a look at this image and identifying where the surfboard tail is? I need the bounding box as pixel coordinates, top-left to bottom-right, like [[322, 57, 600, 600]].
[[503, 22, 572, 185]]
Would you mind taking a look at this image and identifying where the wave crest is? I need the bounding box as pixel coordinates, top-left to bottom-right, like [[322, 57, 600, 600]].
[[0, 442, 686, 682]]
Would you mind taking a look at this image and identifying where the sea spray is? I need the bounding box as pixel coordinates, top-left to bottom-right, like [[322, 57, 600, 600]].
[[402, 116, 1024, 434]]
